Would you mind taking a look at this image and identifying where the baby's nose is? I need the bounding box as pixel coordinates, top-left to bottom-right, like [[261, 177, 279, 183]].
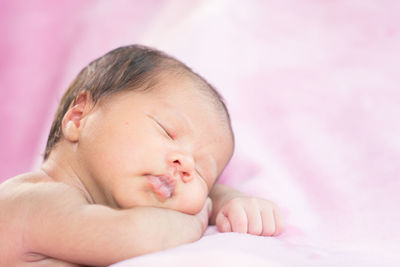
[[167, 151, 195, 182]]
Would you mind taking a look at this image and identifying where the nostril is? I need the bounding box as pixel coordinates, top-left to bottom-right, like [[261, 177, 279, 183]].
[[181, 171, 192, 183]]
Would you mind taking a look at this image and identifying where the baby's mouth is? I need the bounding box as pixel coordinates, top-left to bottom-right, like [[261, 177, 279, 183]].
[[145, 175, 176, 201]]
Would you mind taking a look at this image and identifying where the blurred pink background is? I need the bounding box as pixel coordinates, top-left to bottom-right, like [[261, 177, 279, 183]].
[[1, 0, 400, 264]]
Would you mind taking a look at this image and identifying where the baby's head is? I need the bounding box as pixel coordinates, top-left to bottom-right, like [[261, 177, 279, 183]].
[[43, 45, 234, 214]]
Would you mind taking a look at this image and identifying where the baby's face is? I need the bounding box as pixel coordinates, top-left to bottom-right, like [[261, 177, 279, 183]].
[[76, 75, 234, 214]]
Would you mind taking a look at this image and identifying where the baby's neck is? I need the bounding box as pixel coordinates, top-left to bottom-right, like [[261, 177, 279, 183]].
[[40, 149, 95, 205]]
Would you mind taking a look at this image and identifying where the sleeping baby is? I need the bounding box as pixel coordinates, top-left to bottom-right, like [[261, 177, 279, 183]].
[[0, 45, 284, 266]]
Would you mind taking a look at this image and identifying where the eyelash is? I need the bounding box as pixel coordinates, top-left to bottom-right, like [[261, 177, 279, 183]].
[[157, 122, 173, 140]]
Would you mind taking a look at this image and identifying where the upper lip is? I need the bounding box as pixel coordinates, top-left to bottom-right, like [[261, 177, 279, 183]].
[[155, 174, 176, 186], [145, 173, 177, 189]]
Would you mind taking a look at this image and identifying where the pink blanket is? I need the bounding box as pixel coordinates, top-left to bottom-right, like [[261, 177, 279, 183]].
[[1, 1, 399, 266]]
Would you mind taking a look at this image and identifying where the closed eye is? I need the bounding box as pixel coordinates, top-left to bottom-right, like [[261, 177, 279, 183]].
[[156, 121, 173, 140], [147, 114, 173, 140]]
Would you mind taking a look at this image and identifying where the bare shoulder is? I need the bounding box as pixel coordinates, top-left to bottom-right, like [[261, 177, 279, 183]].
[[0, 172, 88, 204], [0, 172, 88, 266], [0, 171, 89, 227]]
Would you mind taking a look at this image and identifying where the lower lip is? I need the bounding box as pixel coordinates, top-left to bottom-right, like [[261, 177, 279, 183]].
[[146, 175, 175, 201]]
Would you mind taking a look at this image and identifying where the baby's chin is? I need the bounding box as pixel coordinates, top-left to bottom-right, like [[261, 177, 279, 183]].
[[173, 197, 206, 215], [111, 189, 175, 210]]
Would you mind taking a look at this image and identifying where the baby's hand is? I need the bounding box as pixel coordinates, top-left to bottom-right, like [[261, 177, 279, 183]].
[[215, 196, 284, 236]]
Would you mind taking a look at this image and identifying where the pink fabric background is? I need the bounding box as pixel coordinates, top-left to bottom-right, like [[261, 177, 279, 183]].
[[1, 0, 399, 265]]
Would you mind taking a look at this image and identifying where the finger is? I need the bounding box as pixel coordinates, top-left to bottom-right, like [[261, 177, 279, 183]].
[[216, 212, 231, 232], [245, 204, 263, 236], [260, 209, 276, 236], [272, 208, 285, 236], [227, 204, 248, 234]]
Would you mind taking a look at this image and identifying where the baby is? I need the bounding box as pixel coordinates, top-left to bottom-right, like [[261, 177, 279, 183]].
[[0, 45, 284, 266]]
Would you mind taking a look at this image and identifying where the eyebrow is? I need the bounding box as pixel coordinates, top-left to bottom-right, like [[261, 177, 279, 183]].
[[170, 110, 193, 134]]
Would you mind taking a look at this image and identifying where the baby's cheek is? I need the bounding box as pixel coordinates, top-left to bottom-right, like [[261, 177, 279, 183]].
[[111, 180, 145, 209]]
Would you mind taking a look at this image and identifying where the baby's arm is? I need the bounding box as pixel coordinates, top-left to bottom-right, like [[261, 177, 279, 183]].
[[14, 182, 210, 266], [209, 183, 284, 236]]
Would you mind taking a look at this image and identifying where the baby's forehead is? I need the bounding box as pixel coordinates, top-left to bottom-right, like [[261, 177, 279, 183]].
[[154, 72, 228, 115]]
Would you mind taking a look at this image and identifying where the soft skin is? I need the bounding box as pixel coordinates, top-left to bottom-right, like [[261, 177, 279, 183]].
[[0, 75, 284, 266], [44, 75, 234, 214]]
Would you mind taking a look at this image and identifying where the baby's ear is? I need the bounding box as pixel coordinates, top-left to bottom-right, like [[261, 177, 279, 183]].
[[61, 92, 94, 142]]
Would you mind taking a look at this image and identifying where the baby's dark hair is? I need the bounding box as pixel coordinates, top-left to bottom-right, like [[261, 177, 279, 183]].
[[43, 44, 232, 160]]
